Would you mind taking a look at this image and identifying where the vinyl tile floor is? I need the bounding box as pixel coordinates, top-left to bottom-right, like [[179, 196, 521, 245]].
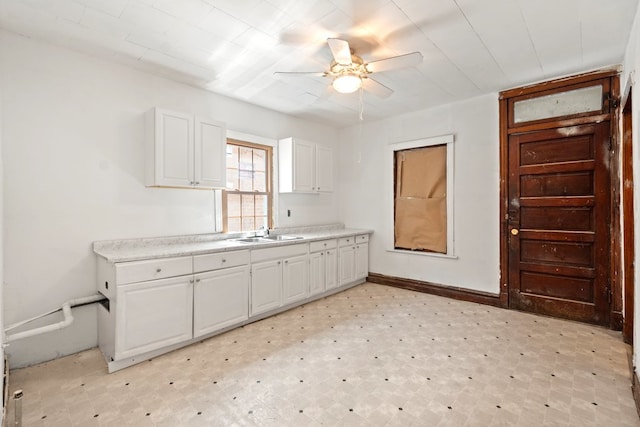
[[6, 283, 640, 426]]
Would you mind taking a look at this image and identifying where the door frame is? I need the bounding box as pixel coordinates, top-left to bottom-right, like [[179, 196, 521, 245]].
[[498, 69, 622, 327], [622, 87, 634, 344]]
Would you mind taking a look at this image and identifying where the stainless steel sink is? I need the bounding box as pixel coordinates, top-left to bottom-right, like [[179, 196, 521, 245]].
[[234, 237, 268, 243], [233, 235, 303, 243], [262, 235, 303, 241]]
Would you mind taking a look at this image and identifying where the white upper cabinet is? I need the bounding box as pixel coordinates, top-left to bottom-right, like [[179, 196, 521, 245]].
[[146, 108, 226, 189], [278, 137, 333, 193]]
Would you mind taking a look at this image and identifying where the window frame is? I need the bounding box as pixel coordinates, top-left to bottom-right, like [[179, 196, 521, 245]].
[[222, 138, 274, 233], [386, 134, 456, 258]]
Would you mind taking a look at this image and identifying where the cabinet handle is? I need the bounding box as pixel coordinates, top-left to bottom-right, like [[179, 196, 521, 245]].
[[327, 251, 331, 255], [156, 268, 162, 273], [195, 181, 200, 185], [222, 259, 226, 263], [285, 260, 289, 264], [324, 243, 327, 247], [196, 278, 200, 283], [357, 245, 360, 249], [278, 261, 281, 265], [321, 252, 324, 256], [189, 181, 194, 185], [189, 279, 194, 284]]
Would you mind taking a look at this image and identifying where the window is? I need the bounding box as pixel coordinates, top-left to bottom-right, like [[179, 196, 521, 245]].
[[395, 144, 447, 253], [387, 134, 454, 257], [223, 139, 273, 233]]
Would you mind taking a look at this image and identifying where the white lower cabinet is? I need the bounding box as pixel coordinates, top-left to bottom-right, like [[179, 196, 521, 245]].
[[309, 239, 338, 296], [193, 265, 249, 337], [250, 259, 283, 316], [283, 254, 309, 304], [115, 275, 193, 360], [309, 251, 325, 296], [339, 234, 369, 286], [355, 237, 369, 280], [339, 245, 356, 286], [325, 248, 338, 290], [250, 244, 308, 316]]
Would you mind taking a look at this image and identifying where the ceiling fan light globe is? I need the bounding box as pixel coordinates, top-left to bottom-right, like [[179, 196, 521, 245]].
[[332, 73, 362, 93]]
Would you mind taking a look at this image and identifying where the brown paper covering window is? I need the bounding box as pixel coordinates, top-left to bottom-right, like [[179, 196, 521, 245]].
[[394, 145, 446, 253]]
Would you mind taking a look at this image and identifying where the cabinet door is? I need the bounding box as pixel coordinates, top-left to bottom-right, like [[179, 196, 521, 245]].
[[315, 144, 333, 192], [355, 243, 369, 280], [293, 140, 315, 192], [194, 117, 226, 188], [193, 265, 249, 337], [154, 109, 194, 187], [309, 251, 325, 296], [251, 259, 282, 316], [339, 245, 356, 286], [325, 249, 338, 290], [115, 276, 193, 359], [283, 254, 309, 304]]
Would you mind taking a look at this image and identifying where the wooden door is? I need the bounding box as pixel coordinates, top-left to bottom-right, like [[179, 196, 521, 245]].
[[507, 122, 611, 325]]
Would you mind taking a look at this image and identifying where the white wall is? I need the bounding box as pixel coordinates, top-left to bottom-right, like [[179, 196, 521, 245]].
[[622, 3, 640, 373], [0, 31, 339, 368], [338, 94, 500, 294]]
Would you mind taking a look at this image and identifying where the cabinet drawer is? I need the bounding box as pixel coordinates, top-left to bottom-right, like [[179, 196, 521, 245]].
[[338, 236, 355, 247], [115, 256, 193, 285], [310, 239, 337, 252], [193, 250, 250, 273], [251, 243, 308, 263], [356, 234, 369, 243]]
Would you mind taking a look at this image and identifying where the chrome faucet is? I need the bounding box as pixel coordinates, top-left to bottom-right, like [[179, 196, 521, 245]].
[[255, 226, 269, 237]]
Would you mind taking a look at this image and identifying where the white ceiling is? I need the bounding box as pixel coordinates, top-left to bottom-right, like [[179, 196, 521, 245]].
[[1, 0, 638, 127]]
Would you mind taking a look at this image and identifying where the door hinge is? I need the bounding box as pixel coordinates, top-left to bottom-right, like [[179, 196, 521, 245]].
[[606, 92, 620, 109], [606, 286, 612, 304]]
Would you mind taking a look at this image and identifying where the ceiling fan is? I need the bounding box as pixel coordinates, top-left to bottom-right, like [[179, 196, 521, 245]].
[[274, 38, 423, 98]]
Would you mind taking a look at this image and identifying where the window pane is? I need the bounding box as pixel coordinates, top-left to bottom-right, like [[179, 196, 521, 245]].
[[226, 145, 239, 169], [227, 193, 241, 217], [239, 170, 254, 191], [253, 149, 266, 172], [227, 217, 241, 233], [242, 217, 255, 231], [254, 171, 266, 192], [513, 85, 602, 124], [241, 194, 255, 216], [239, 147, 254, 171], [255, 195, 267, 217], [226, 168, 238, 190]]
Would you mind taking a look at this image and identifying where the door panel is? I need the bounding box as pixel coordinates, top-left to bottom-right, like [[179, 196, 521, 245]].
[[508, 122, 610, 325]]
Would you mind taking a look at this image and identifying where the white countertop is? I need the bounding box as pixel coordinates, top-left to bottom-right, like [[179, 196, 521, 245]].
[[93, 225, 373, 263]]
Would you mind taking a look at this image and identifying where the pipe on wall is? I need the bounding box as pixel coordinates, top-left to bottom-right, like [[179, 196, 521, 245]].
[[4, 294, 106, 343]]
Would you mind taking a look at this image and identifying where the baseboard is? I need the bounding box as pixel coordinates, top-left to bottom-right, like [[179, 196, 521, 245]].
[[612, 310, 624, 331], [632, 368, 640, 419], [367, 273, 505, 308]]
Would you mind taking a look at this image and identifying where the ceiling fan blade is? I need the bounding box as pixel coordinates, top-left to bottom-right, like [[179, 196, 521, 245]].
[[362, 77, 393, 98], [365, 52, 423, 73], [274, 71, 327, 78], [327, 38, 352, 66]]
